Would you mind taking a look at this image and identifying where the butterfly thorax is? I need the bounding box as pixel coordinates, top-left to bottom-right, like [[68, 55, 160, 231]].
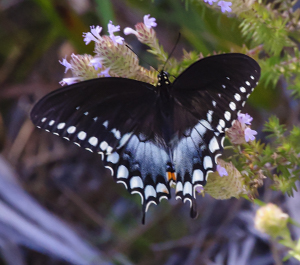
[[156, 71, 173, 107], [154, 71, 175, 145], [157, 71, 171, 88], [155, 71, 173, 106]]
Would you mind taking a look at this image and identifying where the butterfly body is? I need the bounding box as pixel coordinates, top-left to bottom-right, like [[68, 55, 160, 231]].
[[30, 53, 260, 222], [152, 71, 176, 146]]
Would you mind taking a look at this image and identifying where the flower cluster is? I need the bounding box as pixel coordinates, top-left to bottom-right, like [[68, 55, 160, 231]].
[[204, 113, 259, 199], [124, 14, 157, 43], [124, 14, 168, 63], [203, 0, 232, 13], [59, 54, 102, 85], [226, 113, 257, 145], [59, 15, 158, 86]]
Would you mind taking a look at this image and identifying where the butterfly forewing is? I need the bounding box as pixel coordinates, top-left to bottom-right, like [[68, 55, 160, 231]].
[[171, 54, 260, 212], [31, 78, 155, 149], [31, 53, 260, 222]]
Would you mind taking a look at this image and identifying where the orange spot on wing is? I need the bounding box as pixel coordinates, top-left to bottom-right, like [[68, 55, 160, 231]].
[[167, 172, 176, 182]]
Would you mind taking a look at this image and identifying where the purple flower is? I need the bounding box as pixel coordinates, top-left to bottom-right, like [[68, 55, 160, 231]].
[[83, 25, 102, 45], [59, 57, 72, 73], [217, 165, 228, 177], [98, 68, 110, 77], [238, 113, 253, 125], [108, 21, 120, 35], [203, 0, 217, 5], [244, 127, 257, 142], [143, 14, 157, 28], [218, 1, 232, 13], [109, 34, 124, 45], [195, 185, 204, 194], [107, 21, 124, 45], [89, 57, 103, 70]]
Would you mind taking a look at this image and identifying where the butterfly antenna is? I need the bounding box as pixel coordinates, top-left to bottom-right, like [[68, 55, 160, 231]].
[[125, 45, 159, 73], [162, 32, 181, 70]]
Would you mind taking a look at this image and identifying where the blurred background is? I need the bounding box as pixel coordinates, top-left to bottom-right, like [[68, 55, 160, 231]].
[[1, 0, 300, 264]]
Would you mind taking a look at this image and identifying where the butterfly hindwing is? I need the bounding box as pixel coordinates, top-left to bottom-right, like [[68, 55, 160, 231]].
[[109, 135, 171, 221]]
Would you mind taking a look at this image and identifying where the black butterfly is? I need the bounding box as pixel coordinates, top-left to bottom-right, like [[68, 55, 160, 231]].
[[30, 53, 260, 223]]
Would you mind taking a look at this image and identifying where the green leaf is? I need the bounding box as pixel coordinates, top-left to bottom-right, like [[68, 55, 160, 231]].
[[95, 0, 115, 26]]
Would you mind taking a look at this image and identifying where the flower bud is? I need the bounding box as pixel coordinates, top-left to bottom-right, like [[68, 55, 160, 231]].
[[93, 36, 156, 83], [227, 113, 257, 144], [204, 159, 247, 199], [226, 120, 248, 144], [124, 15, 157, 47], [254, 203, 289, 238], [135, 22, 157, 46], [59, 54, 99, 85], [69, 54, 99, 79]]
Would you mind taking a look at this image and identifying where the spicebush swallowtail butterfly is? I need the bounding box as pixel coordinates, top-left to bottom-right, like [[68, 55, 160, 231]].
[[30, 53, 260, 223]]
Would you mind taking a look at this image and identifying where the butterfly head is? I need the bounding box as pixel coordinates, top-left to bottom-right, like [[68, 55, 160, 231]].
[[157, 71, 171, 87]]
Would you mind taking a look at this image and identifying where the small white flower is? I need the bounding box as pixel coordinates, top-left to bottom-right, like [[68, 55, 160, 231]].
[[89, 57, 103, 70], [59, 77, 80, 86], [83, 25, 102, 45], [123, 27, 138, 36], [59, 57, 72, 73], [143, 14, 157, 28]]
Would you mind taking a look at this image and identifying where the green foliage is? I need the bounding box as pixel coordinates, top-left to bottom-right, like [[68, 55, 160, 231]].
[[283, 238, 300, 262], [263, 116, 286, 141], [94, 0, 115, 25], [229, 116, 300, 198], [175, 0, 300, 216], [180, 0, 300, 93], [240, 3, 293, 56]]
